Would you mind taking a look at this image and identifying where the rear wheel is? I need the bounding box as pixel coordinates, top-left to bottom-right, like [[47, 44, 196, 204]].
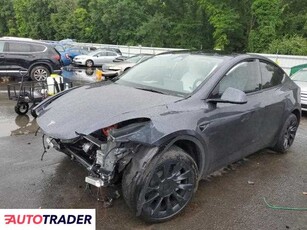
[[30, 66, 50, 81], [273, 114, 298, 153], [15, 102, 29, 115], [122, 146, 198, 223]]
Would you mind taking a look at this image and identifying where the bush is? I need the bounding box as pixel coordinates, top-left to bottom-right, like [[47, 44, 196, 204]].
[[267, 35, 307, 55]]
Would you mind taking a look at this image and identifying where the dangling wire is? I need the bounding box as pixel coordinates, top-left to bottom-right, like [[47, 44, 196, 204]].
[[35, 127, 40, 136], [41, 134, 48, 161], [264, 198, 307, 211]]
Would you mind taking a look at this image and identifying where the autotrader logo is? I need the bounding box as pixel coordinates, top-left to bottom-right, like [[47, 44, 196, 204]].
[[0, 209, 95, 230]]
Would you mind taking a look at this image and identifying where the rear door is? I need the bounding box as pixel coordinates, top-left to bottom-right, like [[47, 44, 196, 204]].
[[258, 60, 287, 146], [4, 41, 32, 74], [202, 59, 265, 171], [105, 51, 119, 63], [93, 51, 107, 65]]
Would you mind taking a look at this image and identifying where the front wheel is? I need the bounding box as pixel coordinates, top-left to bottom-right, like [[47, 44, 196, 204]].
[[15, 102, 29, 115], [122, 146, 198, 223], [85, 60, 94, 67], [273, 114, 298, 153]]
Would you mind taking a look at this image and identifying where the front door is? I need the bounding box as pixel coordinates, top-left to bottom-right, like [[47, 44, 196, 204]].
[[200, 60, 265, 172]]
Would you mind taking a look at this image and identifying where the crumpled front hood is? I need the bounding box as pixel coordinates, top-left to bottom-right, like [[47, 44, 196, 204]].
[[37, 82, 180, 139]]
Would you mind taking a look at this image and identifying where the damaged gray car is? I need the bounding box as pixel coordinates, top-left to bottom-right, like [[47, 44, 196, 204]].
[[33, 52, 301, 222]]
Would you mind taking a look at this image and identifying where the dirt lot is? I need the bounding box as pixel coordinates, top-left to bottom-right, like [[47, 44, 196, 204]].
[[0, 82, 306, 230]]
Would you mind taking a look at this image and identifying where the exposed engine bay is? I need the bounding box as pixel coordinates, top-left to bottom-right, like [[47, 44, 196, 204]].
[[44, 118, 153, 188]]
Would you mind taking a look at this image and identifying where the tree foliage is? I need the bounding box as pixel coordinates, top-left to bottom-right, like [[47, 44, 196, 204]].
[[0, 0, 305, 55]]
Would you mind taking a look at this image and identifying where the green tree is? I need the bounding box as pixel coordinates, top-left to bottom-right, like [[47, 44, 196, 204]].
[[248, 0, 283, 52], [50, 0, 78, 40], [0, 0, 16, 36], [267, 35, 307, 55], [279, 0, 307, 37], [100, 0, 146, 45], [199, 0, 248, 51], [13, 0, 55, 39]]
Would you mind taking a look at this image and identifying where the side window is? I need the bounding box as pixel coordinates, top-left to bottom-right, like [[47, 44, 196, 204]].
[[97, 51, 106, 57], [107, 51, 117, 56], [211, 60, 261, 98], [260, 61, 284, 89], [0, 41, 4, 52], [7, 42, 31, 52]]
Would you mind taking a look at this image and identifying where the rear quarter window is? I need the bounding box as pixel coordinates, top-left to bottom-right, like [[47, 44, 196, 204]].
[[260, 61, 285, 89], [31, 44, 46, 52], [0, 41, 4, 52]]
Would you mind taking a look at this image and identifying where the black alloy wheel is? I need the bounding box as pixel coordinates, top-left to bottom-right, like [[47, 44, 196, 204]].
[[142, 160, 196, 219], [282, 117, 298, 150], [273, 113, 298, 153], [122, 146, 198, 222]]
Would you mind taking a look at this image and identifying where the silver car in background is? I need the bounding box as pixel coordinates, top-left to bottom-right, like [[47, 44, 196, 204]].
[[291, 68, 307, 111], [73, 49, 121, 67]]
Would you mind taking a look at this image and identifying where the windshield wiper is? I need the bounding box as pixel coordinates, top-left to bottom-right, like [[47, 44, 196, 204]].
[[135, 87, 166, 95]]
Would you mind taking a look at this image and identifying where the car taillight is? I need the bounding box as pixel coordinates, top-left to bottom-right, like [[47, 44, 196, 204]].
[[53, 54, 61, 61], [102, 125, 118, 136]]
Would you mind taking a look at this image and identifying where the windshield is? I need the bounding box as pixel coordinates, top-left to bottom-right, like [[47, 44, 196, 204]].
[[116, 53, 224, 96], [291, 69, 307, 82]]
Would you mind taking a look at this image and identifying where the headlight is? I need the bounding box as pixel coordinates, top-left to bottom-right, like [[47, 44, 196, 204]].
[[109, 67, 121, 71]]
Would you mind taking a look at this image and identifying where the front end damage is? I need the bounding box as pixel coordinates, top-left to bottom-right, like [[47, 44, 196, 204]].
[[44, 119, 157, 188]]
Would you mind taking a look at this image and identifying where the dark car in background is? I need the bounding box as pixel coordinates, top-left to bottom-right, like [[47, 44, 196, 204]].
[[34, 52, 300, 222], [0, 37, 62, 81]]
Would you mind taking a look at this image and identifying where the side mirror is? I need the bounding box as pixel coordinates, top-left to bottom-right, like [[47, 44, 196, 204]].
[[207, 87, 247, 104]]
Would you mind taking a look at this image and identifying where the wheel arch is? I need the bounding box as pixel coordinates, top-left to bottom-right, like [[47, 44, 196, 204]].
[[161, 134, 208, 178], [29, 62, 53, 74], [291, 108, 301, 124]]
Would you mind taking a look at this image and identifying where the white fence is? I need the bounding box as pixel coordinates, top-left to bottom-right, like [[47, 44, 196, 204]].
[[74, 42, 307, 74], [252, 53, 307, 74]]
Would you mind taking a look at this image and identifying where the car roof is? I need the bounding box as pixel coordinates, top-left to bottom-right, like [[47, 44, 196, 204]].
[[0, 37, 51, 46], [156, 50, 273, 63]]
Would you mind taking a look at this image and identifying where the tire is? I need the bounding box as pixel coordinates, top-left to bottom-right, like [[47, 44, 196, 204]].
[[273, 114, 298, 153], [30, 66, 50, 81], [122, 146, 198, 223], [85, 60, 94, 67], [15, 102, 29, 115]]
